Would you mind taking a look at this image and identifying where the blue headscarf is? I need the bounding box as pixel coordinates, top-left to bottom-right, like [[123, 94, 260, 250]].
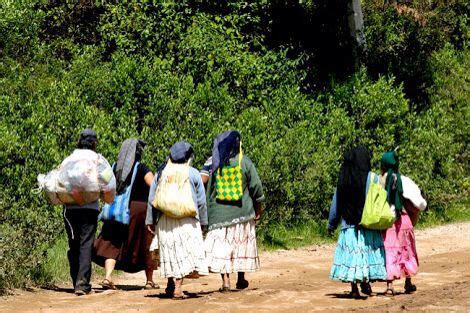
[[170, 141, 194, 163], [211, 130, 241, 173], [156, 141, 194, 183]]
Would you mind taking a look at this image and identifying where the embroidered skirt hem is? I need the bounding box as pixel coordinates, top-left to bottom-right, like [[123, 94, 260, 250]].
[[205, 220, 260, 273], [330, 227, 387, 283], [157, 215, 209, 279]]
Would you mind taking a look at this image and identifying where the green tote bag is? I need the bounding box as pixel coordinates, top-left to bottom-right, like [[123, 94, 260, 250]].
[[360, 173, 395, 230]]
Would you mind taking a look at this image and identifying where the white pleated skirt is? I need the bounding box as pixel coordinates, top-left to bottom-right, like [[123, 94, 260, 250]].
[[156, 215, 209, 279], [204, 220, 260, 273]]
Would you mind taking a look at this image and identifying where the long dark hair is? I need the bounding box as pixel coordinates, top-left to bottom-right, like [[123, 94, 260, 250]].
[[336, 147, 371, 225]]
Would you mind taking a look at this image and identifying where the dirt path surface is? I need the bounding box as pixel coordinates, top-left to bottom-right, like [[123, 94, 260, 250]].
[[2, 222, 470, 312]]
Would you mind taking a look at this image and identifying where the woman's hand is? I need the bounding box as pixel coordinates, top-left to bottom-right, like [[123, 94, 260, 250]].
[[144, 172, 155, 187], [147, 225, 155, 235], [254, 202, 263, 224], [201, 225, 208, 237]]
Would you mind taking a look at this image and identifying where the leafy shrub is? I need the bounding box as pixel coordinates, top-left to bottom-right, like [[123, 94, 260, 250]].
[[362, 0, 469, 106], [0, 57, 121, 292], [399, 45, 469, 209], [0, 0, 468, 293]]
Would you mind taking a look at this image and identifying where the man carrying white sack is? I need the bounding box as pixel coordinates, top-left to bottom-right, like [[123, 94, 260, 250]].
[[379, 151, 427, 296], [62, 129, 115, 295]]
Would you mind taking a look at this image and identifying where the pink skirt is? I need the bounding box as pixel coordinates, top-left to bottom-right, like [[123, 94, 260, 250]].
[[382, 212, 419, 280]]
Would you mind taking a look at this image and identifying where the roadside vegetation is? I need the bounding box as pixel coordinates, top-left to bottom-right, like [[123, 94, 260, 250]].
[[0, 1, 467, 291]]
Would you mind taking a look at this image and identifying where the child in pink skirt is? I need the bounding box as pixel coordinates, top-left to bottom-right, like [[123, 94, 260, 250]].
[[379, 151, 426, 295]]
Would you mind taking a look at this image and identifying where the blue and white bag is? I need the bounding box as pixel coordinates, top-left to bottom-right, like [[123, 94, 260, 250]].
[[99, 162, 139, 224]]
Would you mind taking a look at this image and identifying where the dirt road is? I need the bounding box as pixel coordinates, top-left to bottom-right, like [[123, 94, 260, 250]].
[[2, 222, 470, 312]]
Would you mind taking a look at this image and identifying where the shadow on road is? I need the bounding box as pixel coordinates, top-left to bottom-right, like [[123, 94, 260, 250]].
[[325, 292, 368, 300], [144, 288, 249, 300]]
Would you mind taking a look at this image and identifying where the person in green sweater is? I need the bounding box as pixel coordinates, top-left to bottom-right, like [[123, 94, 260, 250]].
[[203, 130, 265, 292]]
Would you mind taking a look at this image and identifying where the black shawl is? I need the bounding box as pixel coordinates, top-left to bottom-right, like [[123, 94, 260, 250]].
[[115, 138, 146, 194], [211, 130, 241, 173], [336, 147, 371, 225]]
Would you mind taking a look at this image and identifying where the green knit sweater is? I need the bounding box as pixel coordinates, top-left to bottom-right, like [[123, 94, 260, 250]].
[[207, 155, 265, 230]]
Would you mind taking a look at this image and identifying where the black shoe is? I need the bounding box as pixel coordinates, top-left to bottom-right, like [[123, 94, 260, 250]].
[[404, 283, 417, 294], [74, 289, 91, 296], [360, 282, 372, 295], [236, 279, 249, 290]]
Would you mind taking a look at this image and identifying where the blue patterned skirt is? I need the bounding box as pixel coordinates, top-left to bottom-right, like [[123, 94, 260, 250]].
[[330, 227, 387, 283]]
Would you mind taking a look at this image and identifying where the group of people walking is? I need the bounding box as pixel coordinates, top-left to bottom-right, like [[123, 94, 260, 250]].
[[62, 129, 264, 298], [328, 147, 426, 297], [60, 129, 425, 300]]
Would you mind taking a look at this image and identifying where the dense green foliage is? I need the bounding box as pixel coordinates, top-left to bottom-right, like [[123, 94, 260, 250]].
[[363, 0, 469, 107], [0, 0, 468, 292]]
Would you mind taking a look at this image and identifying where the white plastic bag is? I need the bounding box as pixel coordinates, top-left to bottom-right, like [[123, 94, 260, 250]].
[[38, 149, 116, 205], [401, 175, 427, 211], [37, 170, 63, 205], [96, 154, 116, 202]]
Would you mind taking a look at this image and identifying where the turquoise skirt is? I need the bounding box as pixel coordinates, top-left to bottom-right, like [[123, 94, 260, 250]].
[[330, 227, 387, 283]]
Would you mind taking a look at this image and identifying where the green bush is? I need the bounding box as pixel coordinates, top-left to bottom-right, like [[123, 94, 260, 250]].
[[362, 0, 469, 106], [400, 45, 469, 209], [0, 0, 468, 293]]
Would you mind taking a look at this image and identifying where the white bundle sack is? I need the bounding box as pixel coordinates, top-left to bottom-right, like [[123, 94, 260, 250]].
[[152, 160, 197, 219], [38, 149, 115, 205], [37, 170, 63, 205], [401, 175, 427, 211]]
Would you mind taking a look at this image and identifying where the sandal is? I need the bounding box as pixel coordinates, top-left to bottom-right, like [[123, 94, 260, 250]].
[[144, 281, 160, 290], [360, 282, 372, 295], [384, 288, 395, 297], [185, 271, 200, 279], [100, 279, 116, 290], [404, 283, 417, 294], [219, 286, 231, 293], [172, 294, 188, 300], [236, 279, 249, 290]]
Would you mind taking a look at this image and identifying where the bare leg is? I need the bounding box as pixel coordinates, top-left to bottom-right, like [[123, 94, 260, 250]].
[[219, 273, 231, 292], [385, 280, 395, 296], [174, 278, 184, 298], [99, 259, 117, 290], [104, 259, 116, 281], [145, 269, 153, 282], [144, 269, 159, 289]]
